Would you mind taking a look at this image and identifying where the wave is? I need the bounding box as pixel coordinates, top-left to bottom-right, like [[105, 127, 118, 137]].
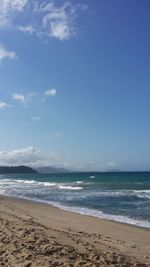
[[0, 178, 150, 197], [132, 190, 150, 193], [89, 175, 95, 179], [131, 190, 150, 199], [0, 179, 83, 190], [0, 177, 149, 228], [50, 203, 150, 228], [24, 180, 36, 184], [22, 198, 149, 229], [58, 185, 83, 190], [87, 190, 150, 200], [1, 189, 148, 228], [0, 179, 57, 187], [0, 189, 6, 194], [38, 182, 57, 187]]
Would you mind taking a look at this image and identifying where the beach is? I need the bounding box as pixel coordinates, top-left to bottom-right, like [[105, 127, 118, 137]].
[[0, 196, 149, 267]]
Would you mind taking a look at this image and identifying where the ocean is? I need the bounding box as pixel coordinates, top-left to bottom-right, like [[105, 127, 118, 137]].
[[0, 172, 150, 228]]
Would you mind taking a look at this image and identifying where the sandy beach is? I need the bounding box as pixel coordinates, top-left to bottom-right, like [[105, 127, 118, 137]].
[[0, 196, 149, 267]]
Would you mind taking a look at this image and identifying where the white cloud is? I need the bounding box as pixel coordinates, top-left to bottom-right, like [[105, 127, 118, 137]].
[[0, 1, 87, 41], [1, 0, 28, 11], [13, 93, 25, 102], [12, 92, 34, 107], [0, 145, 119, 171], [0, 146, 60, 167], [0, 101, 10, 109], [41, 2, 78, 41], [0, 146, 40, 165], [0, 0, 28, 28], [18, 25, 35, 34], [45, 88, 57, 97], [50, 22, 71, 41], [0, 44, 17, 61]]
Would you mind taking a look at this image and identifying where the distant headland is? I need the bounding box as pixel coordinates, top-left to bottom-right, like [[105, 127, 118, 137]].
[[0, 166, 37, 174]]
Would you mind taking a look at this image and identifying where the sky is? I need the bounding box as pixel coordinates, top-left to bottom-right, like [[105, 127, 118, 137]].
[[0, 0, 150, 171]]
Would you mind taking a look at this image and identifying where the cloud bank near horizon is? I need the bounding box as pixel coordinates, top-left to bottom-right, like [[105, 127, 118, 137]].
[[0, 146, 60, 167], [0, 146, 119, 171]]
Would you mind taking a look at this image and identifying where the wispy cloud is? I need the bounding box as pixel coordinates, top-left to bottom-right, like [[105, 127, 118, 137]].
[[18, 25, 35, 34], [12, 92, 34, 107], [34, 1, 88, 41], [1, 0, 28, 11], [11, 89, 57, 108], [41, 1, 77, 41], [0, 0, 28, 28], [44, 88, 57, 97], [0, 101, 10, 109], [0, 1, 87, 41], [0, 44, 17, 61]]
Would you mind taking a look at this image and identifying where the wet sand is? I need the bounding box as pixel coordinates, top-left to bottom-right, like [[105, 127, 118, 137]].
[[0, 195, 149, 266]]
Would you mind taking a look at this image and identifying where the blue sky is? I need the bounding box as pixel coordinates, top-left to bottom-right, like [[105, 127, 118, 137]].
[[0, 0, 150, 171]]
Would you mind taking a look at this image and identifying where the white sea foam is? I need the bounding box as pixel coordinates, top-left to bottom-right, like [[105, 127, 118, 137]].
[[0, 179, 149, 199], [24, 180, 36, 184], [0, 188, 149, 228], [42, 182, 57, 187], [0, 189, 6, 194], [0, 178, 83, 190], [90, 190, 150, 199], [16, 180, 57, 187], [58, 185, 83, 190], [0, 179, 16, 185], [0, 179, 13, 182], [132, 190, 150, 193], [15, 179, 27, 183], [0, 177, 149, 228], [131, 190, 150, 199], [49, 203, 150, 228], [89, 175, 95, 179]]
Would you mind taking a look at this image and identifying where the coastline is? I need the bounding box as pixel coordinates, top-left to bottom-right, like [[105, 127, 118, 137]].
[[0, 195, 149, 266], [1, 172, 150, 230]]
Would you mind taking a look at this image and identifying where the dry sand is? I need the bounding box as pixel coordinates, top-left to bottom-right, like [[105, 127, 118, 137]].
[[0, 196, 149, 267]]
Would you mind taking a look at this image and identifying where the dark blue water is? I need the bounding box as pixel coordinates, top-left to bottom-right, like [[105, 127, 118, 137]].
[[0, 172, 150, 228]]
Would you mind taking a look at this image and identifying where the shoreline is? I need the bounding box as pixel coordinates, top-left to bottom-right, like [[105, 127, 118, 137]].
[[1, 193, 150, 230], [1, 194, 150, 232], [0, 195, 150, 266]]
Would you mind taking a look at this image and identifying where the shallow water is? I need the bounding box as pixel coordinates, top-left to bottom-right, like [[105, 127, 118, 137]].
[[0, 172, 150, 228]]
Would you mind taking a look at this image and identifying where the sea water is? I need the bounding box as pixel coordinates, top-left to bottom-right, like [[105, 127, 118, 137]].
[[0, 172, 150, 228]]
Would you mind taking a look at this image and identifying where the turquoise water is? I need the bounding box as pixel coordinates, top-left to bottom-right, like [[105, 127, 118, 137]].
[[0, 172, 150, 228]]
